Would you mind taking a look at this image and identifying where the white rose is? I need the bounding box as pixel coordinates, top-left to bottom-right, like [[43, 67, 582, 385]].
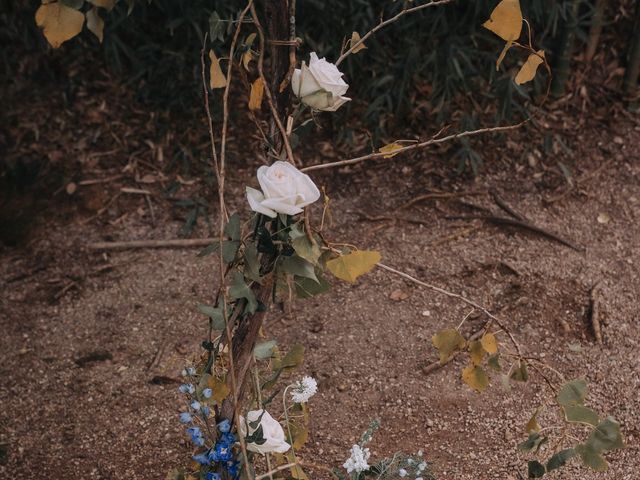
[[246, 161, 320, 218], [239, 409, 291, 455], [291, 52, 350, 111]]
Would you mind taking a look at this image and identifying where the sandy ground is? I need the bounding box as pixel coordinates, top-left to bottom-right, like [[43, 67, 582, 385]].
[[1, 115, 639, 479]]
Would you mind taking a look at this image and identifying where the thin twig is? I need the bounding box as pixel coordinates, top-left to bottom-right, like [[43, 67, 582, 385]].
[[590, 281, 603, 344], [376, 262, 522, 356], [278, 0, 297, 92], [300, 122, 526, 173], [250, 3, 296, 165], [335, 0, 456, 66]]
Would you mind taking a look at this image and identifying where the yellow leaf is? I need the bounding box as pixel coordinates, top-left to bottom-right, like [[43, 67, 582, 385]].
[[480, 332, 498, 354], [526, 408, 541, 433], [325, 250, 381, 283], [350, 31, 367, 53], [495, 40, 513, 70], [249, 77, 264, 111], [88, 0, 116, 10], [35, 2, 85, 49], [462, 364, 489, 392], [432, 329, 466, 364], [207, 376, 230, 403], [286, 452, 308, 480], [482, 0, 523, 41], [469, 340, 485, 366], [86, 7, 104, 43], [289, 423, 309, 450], [515, 50, 545, 85], [242, 50, 254, 70], [379, 142, 404, 158], [209, 50, 227, 89]]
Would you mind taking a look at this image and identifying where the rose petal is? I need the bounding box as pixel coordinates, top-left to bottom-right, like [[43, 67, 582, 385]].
[[295, 174, 321, 207], [246, 186, 277, 218], [322, 95, 351, 112], [291, 62, 322, 98], [261, 196, 304, 216]]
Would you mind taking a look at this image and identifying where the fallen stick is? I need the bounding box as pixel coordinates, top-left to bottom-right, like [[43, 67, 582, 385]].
[[88, 238, 218, 250], [590, 281, 603, 344], [446, 214, 585, 252]]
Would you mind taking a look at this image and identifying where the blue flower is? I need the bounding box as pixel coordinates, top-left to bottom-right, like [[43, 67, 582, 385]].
[[209, 441, 234, 462], [186, 426, 204, 447], [203, 388, 213, 399], [201, 405, 211, 417], [179, 412, 192, 423], [206, 473, 221, 480], [226, 460, 240, 478], [191, 400, 201, 411], [193, 452, 210, 465], [220, 432, 236, 446], [217, 419, 231, 433], [179, 383, 195, 394], [186, 366, 196, 376]]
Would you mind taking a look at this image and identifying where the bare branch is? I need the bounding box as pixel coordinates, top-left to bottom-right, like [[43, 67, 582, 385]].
[[300, 122, 526, 173], [336, 0, 456, 66]]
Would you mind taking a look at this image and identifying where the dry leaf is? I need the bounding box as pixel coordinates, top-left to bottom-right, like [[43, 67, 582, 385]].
[[596, 212, 610, 224], [469, 340, 485, 366], [432, 329, 466, 363], [462, 364, 489, 392], [325, 250, 381, 283], [350, 31, 367, 53], [35, 2, 85, 49], [482, 0, 523, 41], [389, 289, 409, 301], [248, 77, 264, 111], [480, 332, 499, 354], [88, 0, 116, 10], [379, 142, 404, 158], [209, 50, 227, 89], [515, 50, 545, 84], [86, 7, 104, 43]]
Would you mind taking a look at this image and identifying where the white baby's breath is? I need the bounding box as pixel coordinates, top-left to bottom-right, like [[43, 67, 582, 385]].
[[343, 444, 370, 474], [290, 376, 318, 403]]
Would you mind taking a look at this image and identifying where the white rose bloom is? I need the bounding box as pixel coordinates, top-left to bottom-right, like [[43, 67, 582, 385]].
[[291, 52, 350, 112], [246, 161, 320, 218], [239, 409, 291, 455]]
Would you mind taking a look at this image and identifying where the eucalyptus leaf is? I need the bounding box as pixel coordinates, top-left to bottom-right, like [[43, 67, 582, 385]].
[[254, 340, 277, 360], [280, 255, 318, 282], [575, 443, 608, 471], [197, 242, 219, 257], [229, 271, 257, 314], [222, 240, 240, 263], [546, 448, 575, 472], [527, 460, 546, 478], [557, 378, 588, 407], [224, 213, 241, 241], [562, 405, 599, 426], [197, 304, 225, 330], [587, 417, 624, 452], [295, 273, 330, 299], [244, 242, 262, 282], [518, 433, 547, 453]]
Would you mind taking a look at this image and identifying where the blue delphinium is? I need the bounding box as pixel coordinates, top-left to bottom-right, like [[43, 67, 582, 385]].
[[217, 419, 231, 433], [191, 400, 201, 411], [179, 383, 195, 394], [179, 412, 192, 424], [203, 388, 213, 399], [201, 405, 211, 417], [193, 452, 210, 465], [205, 473, 221, 480], [226, 460, 240, 478], [187, 426, 205, 447]]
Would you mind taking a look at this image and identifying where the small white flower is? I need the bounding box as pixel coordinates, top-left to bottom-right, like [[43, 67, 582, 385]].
[[398, 468, 408, 477], [418, 462, 427, 471], [417, 449, 423, 457], [290, 376, 318, 403], [416, 477, 423, 480], [343, 444, 370, 474]]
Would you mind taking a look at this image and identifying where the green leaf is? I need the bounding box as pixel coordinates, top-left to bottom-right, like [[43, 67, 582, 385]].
[[254, 340, 277, 360], [562, 405, 599, 426], [487, 353, 501, 371], [546, 448, 575, 472], [60, 0, 84, 9], [518, 433, 547, 453], [290, 225, 321, 265], [197, 242, 219, 257], [432, 329, 466, 363], [527, 460, 546, 478], [557, 378, 588, 406], [197, 304, 225, 330], [222, 240, 240, 263], [325, 250, 381, 283], [587, 417, 624, 452], [243, 242, 262, 282], [510, 360, 528, 382], [209, 11, 225, 43], [575, 443, 608, 472], [280, 255, 317, 282], [295, 273, 330, 299], [229, 271, 257, 314], [224, 213, 241, 241]]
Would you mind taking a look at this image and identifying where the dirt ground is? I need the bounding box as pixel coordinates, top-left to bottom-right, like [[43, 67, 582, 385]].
[[2, 77, 640, 479]]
